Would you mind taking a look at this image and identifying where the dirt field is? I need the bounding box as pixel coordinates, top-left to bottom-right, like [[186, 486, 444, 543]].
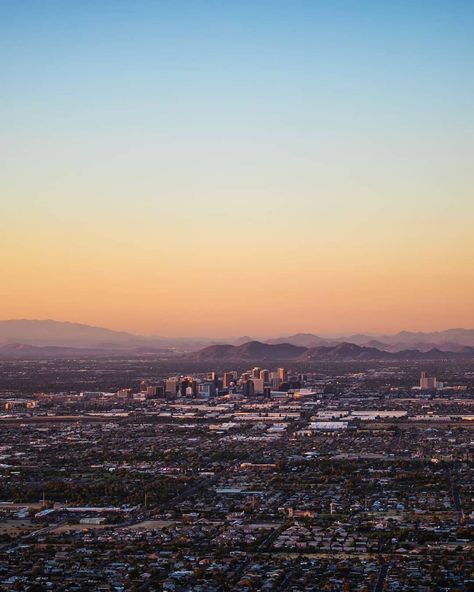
[[0, 520, 37, 536]]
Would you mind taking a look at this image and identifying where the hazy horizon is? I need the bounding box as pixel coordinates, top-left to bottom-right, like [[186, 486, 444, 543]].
[[1, 317, 474, 341], [2, 1, 473, 335]]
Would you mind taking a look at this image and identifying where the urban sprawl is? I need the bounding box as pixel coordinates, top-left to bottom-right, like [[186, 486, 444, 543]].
[[0, 359, 472, 591]]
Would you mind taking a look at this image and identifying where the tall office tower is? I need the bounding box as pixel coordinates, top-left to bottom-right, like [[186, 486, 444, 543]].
[[139, 380, 149, 392], [145, 385, 159, 399], [179, 377, 195, 396], [165, 377, 179, 396], [252, 367, 261, 379], [278, 367, 287, 382], [190, 378, 199, 394], [207, 371, 217, 381], [223, 372, 235, 388], [420, 371, 427, 389], [251, 378, 265, 394], [420, 371, 437, 390], [270, 371, 281, 390], [259, 369, 270, 383], [241, 379, 255, 397]]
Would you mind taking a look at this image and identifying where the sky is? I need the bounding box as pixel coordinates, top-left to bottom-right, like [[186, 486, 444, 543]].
[[1, 0, 473, 337]]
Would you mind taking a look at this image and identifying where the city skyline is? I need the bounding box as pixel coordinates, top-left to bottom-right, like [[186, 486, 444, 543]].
[[2, 0, 473, 336]]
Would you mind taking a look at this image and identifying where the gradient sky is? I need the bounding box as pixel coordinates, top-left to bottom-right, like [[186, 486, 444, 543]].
[[1, 0, 473, 337]]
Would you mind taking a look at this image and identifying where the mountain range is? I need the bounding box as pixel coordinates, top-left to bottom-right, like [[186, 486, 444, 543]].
[[0, 319, 213, 354], [262, 329, 474, 352], [0, 320, 474, 360], [188, 340, 474, 363]]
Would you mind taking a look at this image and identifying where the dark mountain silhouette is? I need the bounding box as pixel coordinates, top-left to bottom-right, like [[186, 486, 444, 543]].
[[300, 342, 389, 361], [304, 344, 474, 361], [1, 337, 473, 361], [187, 344, 238, 361], [188, 341, 474, 362], [188, 341, 307, 362]]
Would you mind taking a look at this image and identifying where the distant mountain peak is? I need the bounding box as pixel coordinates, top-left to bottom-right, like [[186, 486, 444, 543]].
[[188, 340, 307, 362], [266, 333, 335, 347]]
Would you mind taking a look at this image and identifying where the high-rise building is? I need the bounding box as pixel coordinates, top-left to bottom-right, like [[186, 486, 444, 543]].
[[251, 378, 265, 394], [252, 367, 261, 379], [165, 377, 179, 396], [145, 385, 159, 399], [178, 377, 197, 396], [223, 372, 236, 388], [259, 369, 270, 383], [278, 367, 287, 382], [270, 371, 281, 390], [420, 371, 437, 390], [207, 371, 218, 383], [241, 380, 255, 397]]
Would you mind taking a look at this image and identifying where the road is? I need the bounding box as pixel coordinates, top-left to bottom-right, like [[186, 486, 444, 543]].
[[446, 466, 464, 524], [214, 523, 288, 591], [256, 522, 287, 552], [373, 560, 389, 592]]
